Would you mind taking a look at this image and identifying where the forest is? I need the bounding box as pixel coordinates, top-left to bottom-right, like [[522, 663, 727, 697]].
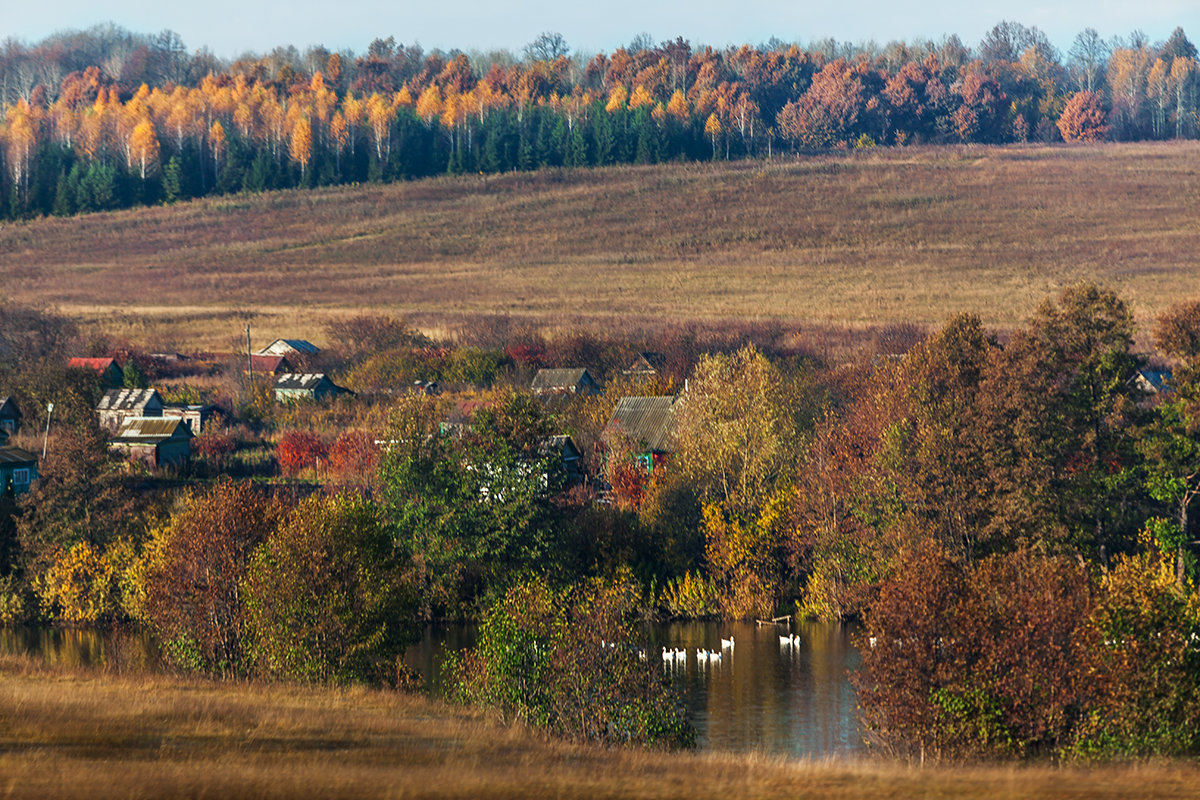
[[0, 21, 1198, 218], [2, 284, 1200, 759]]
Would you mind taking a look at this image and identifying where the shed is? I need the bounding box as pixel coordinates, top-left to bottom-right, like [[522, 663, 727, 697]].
[[603, 395, 678, 469], [258, 339, 321, 357], [0, 396, 22, 435], [1131, 368, 1173, 395], [162, 404, 219, 435], [0, 428, 37, 497], [531, 367, 600, 396], [274, 373, 351, 402], [68, 357, 124, 389], [110, 417, 193, 468], [97, 388, 164, 434], [623, 352, 666, 377], [540, 435, 584, 483]]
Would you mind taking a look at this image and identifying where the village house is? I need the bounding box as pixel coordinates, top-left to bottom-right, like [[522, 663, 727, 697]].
[[68, 357, 124, 389], [258, 339, 321, 358], [540, 435, 584, 484], [530, 367, 600, 396], [97, 388, 164, 434], [1132, 368, 1173, 395], [603, 395, 679, 471], [110, 417, 193, 469], [0, 427, 37, 497], [161, 403, 219, 435], [0, 396, 22, 435], [274, 373, 351, 402]]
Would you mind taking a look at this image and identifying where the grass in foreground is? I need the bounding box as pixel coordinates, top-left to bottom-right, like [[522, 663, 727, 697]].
[[0, 655, 1197, 799], [5, 142, 1200, 350]]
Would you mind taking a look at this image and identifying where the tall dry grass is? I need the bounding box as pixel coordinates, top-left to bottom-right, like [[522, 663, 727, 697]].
[[4, 142, 1200, 351], [1, 654, 1198, 799]]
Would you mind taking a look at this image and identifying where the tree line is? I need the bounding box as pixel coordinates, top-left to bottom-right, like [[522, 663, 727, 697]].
[[1, 22, 1199, 218]]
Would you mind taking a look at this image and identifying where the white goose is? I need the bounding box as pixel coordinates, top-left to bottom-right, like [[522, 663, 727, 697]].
[[720, 635, 735, 650], [779, 633, 801, 647]]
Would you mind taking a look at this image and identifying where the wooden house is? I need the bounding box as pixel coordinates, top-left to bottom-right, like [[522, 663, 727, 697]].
[[622, 352, 666, 377], [0, 396, 22, 435], [531, 367, 600, 396], [603, 395, 678, 470], [258, 339, 321, 357], [162, 403, 219, 435], [97, 388, 164, 434], [1132, 368, 1172, 395], [68, 357, 124, 389], [274, 373, 351, 402], [0, 428, 37, 497], [110, 417, 193, 468]]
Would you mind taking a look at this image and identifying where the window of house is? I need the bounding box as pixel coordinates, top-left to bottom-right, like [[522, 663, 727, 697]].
[[13, 468, 29, 485]]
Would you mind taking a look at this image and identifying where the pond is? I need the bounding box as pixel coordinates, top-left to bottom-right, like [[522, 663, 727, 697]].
[[2, 620, 866, 757], [403, 619, 866, 757]]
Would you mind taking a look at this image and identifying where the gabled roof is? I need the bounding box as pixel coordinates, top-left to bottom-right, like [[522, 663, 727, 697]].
[[1132, 368, 1173, 394], [68, 357, 120, 372], [258, 339, 321, 356], [98, 388, 162, 411], [539, 434, 582, 460], [531, 367, 596, 391], [112, 417, 192, 443], [624, 352, 666, 374], [605, 396, 678, 453], [274, 373, 347, 392], [0, 396, 20, 419]]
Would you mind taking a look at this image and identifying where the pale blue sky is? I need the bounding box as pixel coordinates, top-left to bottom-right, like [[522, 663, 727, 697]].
[[6, 1, 1200, 58]]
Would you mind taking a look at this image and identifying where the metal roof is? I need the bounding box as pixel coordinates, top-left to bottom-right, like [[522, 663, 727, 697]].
[[274, 373, 334, 390], [113, 417, 192, 442], [605, 396, 678, 453], [531, 367, 595, 391], [258, 339, 320, 356], [0, 446, 36, 465], [98, 388, 162, 411], [69, 357, 120, 372]]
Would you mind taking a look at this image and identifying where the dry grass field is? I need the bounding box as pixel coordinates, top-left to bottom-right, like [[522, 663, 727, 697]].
[[1, 655, 1197, 800], [3, 141, 1199, 350]]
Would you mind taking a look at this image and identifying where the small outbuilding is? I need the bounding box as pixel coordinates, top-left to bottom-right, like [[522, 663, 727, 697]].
[[245, 354, 294, 376], [622, 352, 666, 377], [97, 388, 164, 434], [110, 417, 193, 468], [531, 367, 600, 396], [540, 435, 584, 483], [274, 373, 351, 402], [0, 396, 22, 435], [68, 357, 124, 389]]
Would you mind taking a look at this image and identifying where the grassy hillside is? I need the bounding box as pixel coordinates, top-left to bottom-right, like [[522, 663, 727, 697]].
[[2, 656, 1198, 799], [4, 141, 1199, 349]]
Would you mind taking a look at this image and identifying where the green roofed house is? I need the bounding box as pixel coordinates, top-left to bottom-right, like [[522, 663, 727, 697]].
[[274, 373, 352, 403], [110, 417, 193, 469], [0, 428, 37, 497]]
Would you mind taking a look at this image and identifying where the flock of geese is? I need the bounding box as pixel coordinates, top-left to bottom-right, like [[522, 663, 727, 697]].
[[658, 632, 804, 667]]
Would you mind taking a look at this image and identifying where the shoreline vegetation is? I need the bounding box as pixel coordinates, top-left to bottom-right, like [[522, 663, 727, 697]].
[[3, 654, 1200, 800]]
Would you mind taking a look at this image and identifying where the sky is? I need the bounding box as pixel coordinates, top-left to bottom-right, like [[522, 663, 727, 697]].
[[6, 1, 1200, 59]]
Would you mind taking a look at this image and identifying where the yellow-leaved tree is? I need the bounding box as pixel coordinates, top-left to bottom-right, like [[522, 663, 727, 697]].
[[127, 117, 160, 180], [289, 115, 313, 178]]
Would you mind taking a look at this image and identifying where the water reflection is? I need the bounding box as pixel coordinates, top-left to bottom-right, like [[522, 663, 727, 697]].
[[402, 619, 866, 757], [0, 626, 163, 673]]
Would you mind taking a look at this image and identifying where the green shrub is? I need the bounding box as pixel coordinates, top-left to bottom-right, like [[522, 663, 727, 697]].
[[451, 575, 694, 749]]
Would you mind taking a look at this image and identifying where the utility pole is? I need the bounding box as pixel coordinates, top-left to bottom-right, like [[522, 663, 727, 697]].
[[42, 402, 54, 459], [246, 324, 253, 382]]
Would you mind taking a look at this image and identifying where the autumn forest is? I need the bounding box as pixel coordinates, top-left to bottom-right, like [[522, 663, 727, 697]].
[[0, 22, 1198, 218]]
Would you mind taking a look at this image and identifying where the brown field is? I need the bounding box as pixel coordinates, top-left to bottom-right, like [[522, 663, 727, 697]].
[[4, 141, 1200, 350], [0, 656, 1196, 799]]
